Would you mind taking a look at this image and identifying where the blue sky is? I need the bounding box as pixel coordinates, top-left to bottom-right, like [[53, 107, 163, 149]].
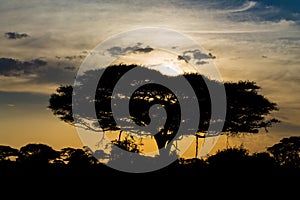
[[0, 0, 299, 155]]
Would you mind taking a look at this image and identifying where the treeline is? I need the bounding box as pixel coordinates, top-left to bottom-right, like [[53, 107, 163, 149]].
[[1, 136, 299, 180], [0, 137, 299, 196]]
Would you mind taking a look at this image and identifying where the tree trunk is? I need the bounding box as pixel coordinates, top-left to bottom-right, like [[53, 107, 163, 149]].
[[118, 130, 123, 142], [195, 135, 199, 159], [153, 130, 175, 156]]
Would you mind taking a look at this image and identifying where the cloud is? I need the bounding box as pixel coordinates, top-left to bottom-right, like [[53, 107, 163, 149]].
[[0, 56, 79, 94], [134, 47, 154, 53], [225, 1, 257, 13], [107, 43, 154, 57], [64, 66, 77, 71], [4, 32, 29, 39], [172, 0, 299, 24], [32, 64, 76, 85], [0, 57, 46, 76], [63, 55, 86, 60], [223, 1, 300, 23], [178, 49, 215, 65]]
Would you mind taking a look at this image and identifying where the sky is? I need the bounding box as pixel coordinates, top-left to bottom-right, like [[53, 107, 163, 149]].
[[0, 0, 300, 158]]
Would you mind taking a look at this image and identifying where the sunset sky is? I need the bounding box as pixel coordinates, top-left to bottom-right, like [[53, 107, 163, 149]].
[[1, 0, 300, 158]]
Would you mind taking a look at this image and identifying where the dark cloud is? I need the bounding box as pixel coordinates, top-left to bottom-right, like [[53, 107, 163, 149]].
[[196, 61, 208, 65], [33, 65, 76, 85], [0, 57, 46, 76], [0, 56, 79, 86], [4, 32, 29, 39], [134, 47, 154, 53], [64, 55, 86, 60], [55, 54, 86, 61], [64, 66, 77, 71], [184, 49, 211, 60], [178, 49, 214, 65], [107, 43, 154, 57], [65, 56, 77, 60]]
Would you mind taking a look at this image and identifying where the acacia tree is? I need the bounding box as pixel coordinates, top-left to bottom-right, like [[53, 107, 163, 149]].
[[48, 64, 279, 159]]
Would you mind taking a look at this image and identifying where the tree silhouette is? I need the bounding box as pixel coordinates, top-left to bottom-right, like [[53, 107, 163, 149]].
[[60, 147, 98, 170], [48, 64, 280, 159], [206, 145, 250, 169], [18, 143, 60, 166], [249, 152, 277, 170], [0, 143, 298, 196], [48, 86, 73, 125], [206, 146, 277, 171], [223, 81, 280, 134], [0, 145, 19, 161], [267, 136, 300, 168]]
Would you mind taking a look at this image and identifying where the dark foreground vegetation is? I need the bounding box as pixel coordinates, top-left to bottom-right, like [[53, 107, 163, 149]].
[[1, 137, 299, 183]]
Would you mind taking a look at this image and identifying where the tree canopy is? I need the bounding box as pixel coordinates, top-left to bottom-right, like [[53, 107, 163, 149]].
[[267, 136, 300, 168], [48, 64, 280, 155]]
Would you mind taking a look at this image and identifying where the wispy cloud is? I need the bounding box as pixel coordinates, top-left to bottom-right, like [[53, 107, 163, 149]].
[[224, 1, 257, 13], [222, 1, 300, 23]]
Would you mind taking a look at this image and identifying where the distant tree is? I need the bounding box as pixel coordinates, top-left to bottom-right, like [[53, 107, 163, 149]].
[[18, 143, 60, 166], [267, 136, 300, 168], [0, 145, 19, 161], [249, 152, 277, 169], [206, 145, 250, 169], [48, 64, 280, 159], [108, 135, 144, 163], [111, 135, 143, 153], [60, 147, 98, 168]]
